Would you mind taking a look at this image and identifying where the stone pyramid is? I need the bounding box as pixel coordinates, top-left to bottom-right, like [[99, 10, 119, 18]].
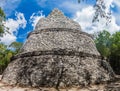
[[2, 9, 115, 88]]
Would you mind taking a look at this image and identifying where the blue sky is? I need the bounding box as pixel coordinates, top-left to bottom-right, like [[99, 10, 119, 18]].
[[0, 0, 120, 45]]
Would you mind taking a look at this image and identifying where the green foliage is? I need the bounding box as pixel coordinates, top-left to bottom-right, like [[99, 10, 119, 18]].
[[0, 42, 22, 74], [0, 7, 5, 18], [111, 32, 120, 56], [0, 7, 5, 36], [9, 42, 23, 53], [110, 32, 120, 74], [94, 30, 120, 74], [95, 30, 111, 58]]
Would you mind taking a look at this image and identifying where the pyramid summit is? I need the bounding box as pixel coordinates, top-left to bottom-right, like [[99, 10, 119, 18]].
[[35, 8, 81, 30], [47, 8, 65, 18], [1, 9, 115, 89]]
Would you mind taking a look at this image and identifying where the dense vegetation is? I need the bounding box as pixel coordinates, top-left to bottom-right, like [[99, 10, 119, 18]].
[[0, 7, 6, 36], [0, 7, 22, 74], [94, 30, 120, 74], [0, 42, 22, 74]]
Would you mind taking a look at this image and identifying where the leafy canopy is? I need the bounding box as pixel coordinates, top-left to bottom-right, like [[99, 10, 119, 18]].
[[95, 30, 111, 58], [94, 30, 120, 74], [0, 7, 5, 36], [0, 42, 22, 74]]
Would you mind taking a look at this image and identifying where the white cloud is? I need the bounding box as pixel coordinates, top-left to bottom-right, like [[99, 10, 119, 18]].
[[5, 12, 27, 33], [0, 12, 27, 45], [73, 0, 120, 34], [36, 0, 47, 8], [29, 11, 45, 29], [0, 34, 16, 45], [74, 6, 120, 34], [113, 0, 120, 8], [112, 0, 120, 26], [104, 0, 114, 9], [0, 0, 21, 16], [59, 1, 87, 14]]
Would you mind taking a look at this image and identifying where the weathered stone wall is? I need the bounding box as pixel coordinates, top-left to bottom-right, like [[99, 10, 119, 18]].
[[1, 8, 115, 89], [20, 28, 99, 56], [12, 49, 101, 60], [2, 53, 114, 87]]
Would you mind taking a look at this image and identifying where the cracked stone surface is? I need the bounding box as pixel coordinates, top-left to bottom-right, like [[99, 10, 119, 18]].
[[0, 75, 120, 91], [1, 8, 115, 88]]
